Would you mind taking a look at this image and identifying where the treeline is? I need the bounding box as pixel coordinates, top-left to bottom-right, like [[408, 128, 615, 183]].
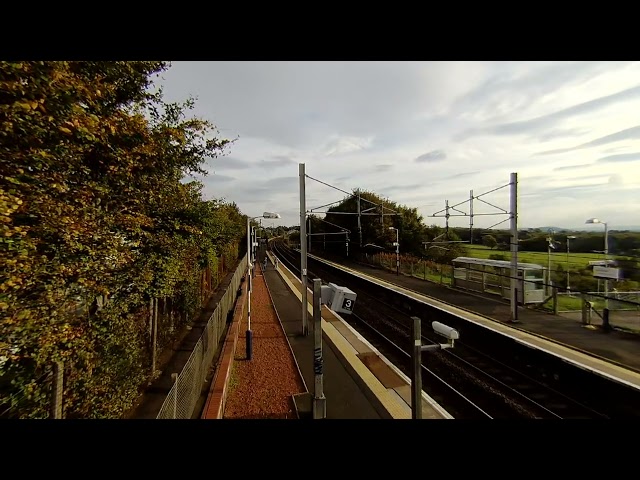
[[0, 62, 247, 418], [452, 227, 640, 256], [294, 190, 640, 285]]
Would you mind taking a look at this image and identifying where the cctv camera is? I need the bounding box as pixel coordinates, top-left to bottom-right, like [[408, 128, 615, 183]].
[[432, 321, 459, 340]]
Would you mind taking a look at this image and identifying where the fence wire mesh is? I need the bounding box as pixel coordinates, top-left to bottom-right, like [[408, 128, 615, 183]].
[[157, 255, 247, 419]]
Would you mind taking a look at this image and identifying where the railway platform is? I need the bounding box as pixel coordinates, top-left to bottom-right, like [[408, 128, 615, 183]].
[[261, 248, 451, 419], [199, 245, 451, 419], [310, 252, 640, 384]]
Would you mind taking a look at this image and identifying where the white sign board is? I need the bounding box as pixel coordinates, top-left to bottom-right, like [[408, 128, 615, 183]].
[[593, 266, 620, 280]]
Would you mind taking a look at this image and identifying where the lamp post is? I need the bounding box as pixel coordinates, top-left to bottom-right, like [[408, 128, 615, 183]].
[[585, 218, 609, 309], [389, 227, 399, 275], [545, 230, 557, 296], [246, 211, 281, 360], [566, 235, 576, 292]]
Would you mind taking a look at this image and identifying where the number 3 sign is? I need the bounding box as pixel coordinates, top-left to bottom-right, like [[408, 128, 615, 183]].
[[342, 298, 354, 311]]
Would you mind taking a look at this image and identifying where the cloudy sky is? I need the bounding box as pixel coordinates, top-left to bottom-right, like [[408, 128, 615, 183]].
[[158, 61, 640, 231]]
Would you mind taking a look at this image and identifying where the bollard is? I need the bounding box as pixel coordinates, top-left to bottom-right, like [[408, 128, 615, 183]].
[[602, 308, 611, 332]]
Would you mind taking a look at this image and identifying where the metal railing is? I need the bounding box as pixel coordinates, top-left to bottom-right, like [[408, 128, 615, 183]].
[[156, 254, 247, 419], [556, 291, 640, 312], [360, 252, 453, 285]]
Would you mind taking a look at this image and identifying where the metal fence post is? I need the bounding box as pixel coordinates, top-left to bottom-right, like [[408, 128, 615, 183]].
[[312, 279, 326, 419], [411, 316, 422, 420], [553, 286, 558, 315], [151, 297, 158, 376], [581, 294, 588, 325], [171, 373, 178, 419], [51, 361, 64, 419]]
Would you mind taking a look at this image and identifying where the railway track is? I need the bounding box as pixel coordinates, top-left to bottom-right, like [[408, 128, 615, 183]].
[[270, 239, 609, 419]]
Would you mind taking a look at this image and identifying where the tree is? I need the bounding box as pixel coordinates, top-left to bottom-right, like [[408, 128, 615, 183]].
[[1, 61, 242, 418], [483, 234, 498, 250], [323, 189, 430, 257]]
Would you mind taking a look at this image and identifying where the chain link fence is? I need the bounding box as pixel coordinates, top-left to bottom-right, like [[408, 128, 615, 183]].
[[156, 255, 247, 419]]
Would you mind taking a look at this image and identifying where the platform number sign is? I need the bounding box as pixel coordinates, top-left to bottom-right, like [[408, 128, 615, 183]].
[[342, 298, 354, 312]]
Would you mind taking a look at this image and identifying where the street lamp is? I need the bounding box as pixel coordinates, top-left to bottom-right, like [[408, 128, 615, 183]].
[[566, 235, 576, 292], [585, 218, 609, 308], [389, 227, 399, 275], [546, 232, 559, 296], [246, 211, 281, 360]]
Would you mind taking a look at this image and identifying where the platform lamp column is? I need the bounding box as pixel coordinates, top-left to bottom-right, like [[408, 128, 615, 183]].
[[300, 163, 309, 336], [585, 218, 609, 309], [566, 235, 576, 292], [246, 211, 281, 361]]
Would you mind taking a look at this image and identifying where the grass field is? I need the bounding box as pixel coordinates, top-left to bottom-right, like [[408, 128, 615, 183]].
[[461, 245, 619, 271]]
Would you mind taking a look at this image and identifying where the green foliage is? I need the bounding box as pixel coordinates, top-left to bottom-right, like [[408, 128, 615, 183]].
[[0, 61, 246, 418], [483, 235, 498, 249], [321, 190, 430, 255], [312, 189, 471, 261]]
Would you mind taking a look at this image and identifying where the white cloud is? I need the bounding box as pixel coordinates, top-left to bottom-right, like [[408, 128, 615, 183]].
[[159, 61, 640, 229], [322, 135, 374, 156]]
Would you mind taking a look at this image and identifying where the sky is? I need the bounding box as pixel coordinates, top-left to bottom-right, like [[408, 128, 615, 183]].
[[157, 61, 640, 232]]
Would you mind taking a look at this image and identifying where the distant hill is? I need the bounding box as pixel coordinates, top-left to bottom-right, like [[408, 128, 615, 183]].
[[532, 226, 570, 233], [525, 225, 640, 232]]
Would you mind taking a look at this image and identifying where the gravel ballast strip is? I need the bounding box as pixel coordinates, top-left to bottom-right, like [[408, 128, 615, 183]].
[[223, 265, 306, 419]]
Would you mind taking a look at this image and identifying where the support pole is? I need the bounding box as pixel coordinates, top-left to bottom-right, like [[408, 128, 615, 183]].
[[469, 189, 474, 244], [604, 222, 609, 310], [357, 191, 362, 248], [510, 172, 518, 322], [411, 316, 422, 420], [312, 279, 326, 419], [300, 163, 308, 336], [247, 217, 253, 360]]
